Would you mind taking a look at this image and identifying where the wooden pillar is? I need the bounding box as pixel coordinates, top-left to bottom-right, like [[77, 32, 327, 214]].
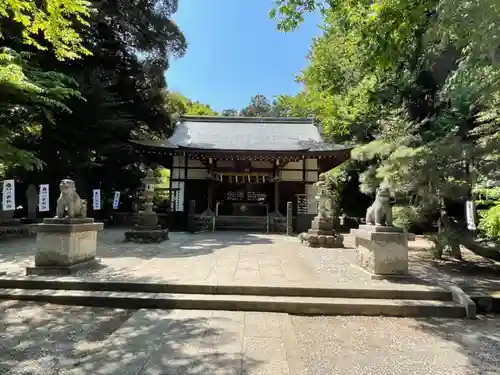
[[206, 180, 213, 213], [187, 200, 196, 233], [274, 181, 280, 212], [273, 159, 281, 215], [286, 201, 293, 235], [203, 157, 214, 216], [183, 153, 188, 213]]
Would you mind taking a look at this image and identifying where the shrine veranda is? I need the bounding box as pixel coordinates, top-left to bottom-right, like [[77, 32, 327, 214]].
[[133, 115, 351, 232]]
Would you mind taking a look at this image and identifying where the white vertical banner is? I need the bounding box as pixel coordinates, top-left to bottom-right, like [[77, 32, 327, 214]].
[[466, 200, 476, 230], [92, 189, 101, 210], [112, 191, 120, 210], [2, 179, 15, 211], [38, 184, 50, 212]]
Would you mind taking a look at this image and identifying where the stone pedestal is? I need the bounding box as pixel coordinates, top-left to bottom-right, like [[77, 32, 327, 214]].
[[124, 225, 169, 243], [124, 169, 169, 243], [350, 224, 409, 278], [27, 218, 104, 275], [304, 216, 344, 248], [124, 208, 169, 243]]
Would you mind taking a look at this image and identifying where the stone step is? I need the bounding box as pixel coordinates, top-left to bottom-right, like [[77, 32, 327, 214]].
[[467, 291, 500, 313], [214, 216, 269, 231], [0, 288, 465, 317], [0, 278, 453, 301]]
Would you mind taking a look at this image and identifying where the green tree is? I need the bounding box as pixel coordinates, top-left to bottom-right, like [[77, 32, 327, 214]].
[[0, 0, 93, 173], [5, 0, 187, 199], [270, 0, 500, 259], [240, 94, 272, 117], [221, 109, 238, 116], [0, 0, 92, 60], [163, 90, 217, 118], [187, 101, 218, 116]]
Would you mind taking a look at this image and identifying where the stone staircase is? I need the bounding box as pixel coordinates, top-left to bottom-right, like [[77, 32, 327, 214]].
[[0, 278, 468, 318], [213, 215, 269, 232]]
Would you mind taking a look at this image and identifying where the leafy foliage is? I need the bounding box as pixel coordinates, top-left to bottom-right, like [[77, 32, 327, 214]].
[[0, 0, 93, 60], [0, 0, 93, 174], [220, 109, 238, 116], [1, 0, 187, 198], [163, 90, 217, 119], [239, 94, 272, 117], [270, 0, 500, 258], [479, 205, 500, 238]]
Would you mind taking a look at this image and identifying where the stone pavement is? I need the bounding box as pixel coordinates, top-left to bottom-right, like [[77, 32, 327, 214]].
[[0, 301, 305, 375], [1, 229, 499, 295], [1, 300, 499, 375], [0, 229, 371, 285]]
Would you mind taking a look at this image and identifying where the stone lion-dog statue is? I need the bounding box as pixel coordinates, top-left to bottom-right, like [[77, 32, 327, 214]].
[[365, 185, 392, 226], [55, 179, 87, 219]]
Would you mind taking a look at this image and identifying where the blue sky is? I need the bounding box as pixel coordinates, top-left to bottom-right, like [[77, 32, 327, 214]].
[[166, 0, 323, 112]]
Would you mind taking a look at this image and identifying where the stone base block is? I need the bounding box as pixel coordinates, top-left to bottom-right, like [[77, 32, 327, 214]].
[[31, 219, 103, 269], [302, 230, 344, 248], [351, 264, 415, 281], [124, 229, 169, 243], [26, 259, 101, 276], [310, 217, 333, 231], [358, 224, 403, 233], [137, 211, 159, 227], [350, 226, 408, 277], [42, 218, 95, 225]]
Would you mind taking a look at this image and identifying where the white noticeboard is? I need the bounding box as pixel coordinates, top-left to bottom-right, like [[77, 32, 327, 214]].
[[38, 184, 50, 212], [112, 191, 121, 210], [466, 200, 476, 230], [2, 179, 15, 211], [93, 189, 101, 210]]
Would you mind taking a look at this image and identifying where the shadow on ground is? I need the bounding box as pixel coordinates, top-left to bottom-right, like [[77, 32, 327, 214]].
[[0, 230, 278, 282], [0, 300, 261, 375], [408, 250, 500, 294], [413, 315, 500, 374]]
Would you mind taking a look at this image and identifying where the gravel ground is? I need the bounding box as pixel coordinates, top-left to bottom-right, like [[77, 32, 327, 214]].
[[295, 245, 369, 284], [2, 300, 500, 375], [0, 301, 136, 375], [291, 314, 500, 375]]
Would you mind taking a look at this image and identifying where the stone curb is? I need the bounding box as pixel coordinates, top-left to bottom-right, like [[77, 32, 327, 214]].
[[467, 292, 500, 313], [0, 289, 466, 318], [0, 277, 453, 301], [435, 282, 477, 319]]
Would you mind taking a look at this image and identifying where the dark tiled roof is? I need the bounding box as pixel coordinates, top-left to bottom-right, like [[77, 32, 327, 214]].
[[167, 116, 350, 152]]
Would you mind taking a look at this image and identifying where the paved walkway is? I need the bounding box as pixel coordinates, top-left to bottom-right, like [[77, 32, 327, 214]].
[[0, 301, 305, 375], [1, 300, 499, 375], [0, 229, 372, 285], [1, 229, 499, 294]]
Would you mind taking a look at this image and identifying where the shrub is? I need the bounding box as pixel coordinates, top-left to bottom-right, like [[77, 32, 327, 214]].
[[479, 204, 500, 238], [392, 205, 422, 230]]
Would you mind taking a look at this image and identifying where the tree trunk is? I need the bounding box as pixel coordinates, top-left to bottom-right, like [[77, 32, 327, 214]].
[[438, 201, 462, 260], [459, 237, 500, 262]]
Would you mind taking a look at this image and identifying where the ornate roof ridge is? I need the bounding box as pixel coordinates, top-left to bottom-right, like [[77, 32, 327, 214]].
[[180, 115, 315, 124]]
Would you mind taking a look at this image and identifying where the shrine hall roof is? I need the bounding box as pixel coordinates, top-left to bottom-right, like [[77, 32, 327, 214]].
[[132, 115, 352, 152]]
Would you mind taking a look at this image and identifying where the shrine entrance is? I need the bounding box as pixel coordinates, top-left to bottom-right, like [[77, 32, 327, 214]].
[[132, 115, 352, 232]]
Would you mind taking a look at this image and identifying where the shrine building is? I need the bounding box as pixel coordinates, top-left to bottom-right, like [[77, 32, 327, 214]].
[[132, 115, 352, 232]]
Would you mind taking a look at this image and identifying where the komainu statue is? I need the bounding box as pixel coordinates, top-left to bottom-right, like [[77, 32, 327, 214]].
[[365, 185, 392, 226], [55, 179, 87, 219]]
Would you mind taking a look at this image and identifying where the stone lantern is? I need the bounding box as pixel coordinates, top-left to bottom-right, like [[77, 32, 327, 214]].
[[138, 169, 158, 226], [124, 169, 169, 243], [301, 173, 344, 248]]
